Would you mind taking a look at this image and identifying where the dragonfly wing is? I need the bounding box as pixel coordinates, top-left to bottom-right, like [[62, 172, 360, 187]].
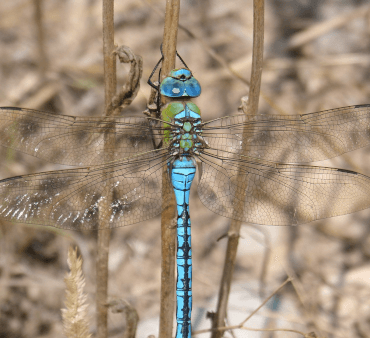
[[202, 104, 370, 163], [197, 150, 370, 225], [0, 149, 172, 230], [0, 107, 159, 166]]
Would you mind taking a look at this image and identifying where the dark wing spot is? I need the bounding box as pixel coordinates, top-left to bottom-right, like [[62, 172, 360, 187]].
[[74, 129, 89, 142], [19, 117, 40, 137]]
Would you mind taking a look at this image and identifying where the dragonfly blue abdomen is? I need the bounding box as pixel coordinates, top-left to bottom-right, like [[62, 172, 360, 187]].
[[171, 156, 196, 338]]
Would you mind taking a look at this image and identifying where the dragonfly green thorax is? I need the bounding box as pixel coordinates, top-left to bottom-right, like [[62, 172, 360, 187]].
[[161, 102, 205, 154], [160, 69, 205, 155]]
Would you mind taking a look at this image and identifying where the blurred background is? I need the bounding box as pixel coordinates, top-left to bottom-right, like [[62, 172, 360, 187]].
[[1, 0, 370, 337]]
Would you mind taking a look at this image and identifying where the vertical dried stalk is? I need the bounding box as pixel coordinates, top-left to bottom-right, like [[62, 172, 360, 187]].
[[102, 0, 117, 111], [211, 1, 264, 337], [96, 0, 116, 338], [244, 0, 264, 116], [33, 0, 48, 76], [159, 1, 181, 338]]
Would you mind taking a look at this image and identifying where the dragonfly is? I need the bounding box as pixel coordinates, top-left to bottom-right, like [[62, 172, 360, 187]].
[[1, 64, 370, 338]]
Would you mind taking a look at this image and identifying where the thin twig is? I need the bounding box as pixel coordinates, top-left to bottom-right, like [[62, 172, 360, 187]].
[[96, 1, 116, 337], [241, 277, 289, 326], [159, 2, 181, 338], [211, 1, 264, 337], [33, 0, 48, 77], [199, 278, 292, 337]]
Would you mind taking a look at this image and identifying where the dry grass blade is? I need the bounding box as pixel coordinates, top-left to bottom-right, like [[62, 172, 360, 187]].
[[62, 247, 91, 338]]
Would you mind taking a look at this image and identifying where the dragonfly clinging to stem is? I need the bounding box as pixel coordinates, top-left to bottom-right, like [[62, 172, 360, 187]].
[[1, 55, 370, 337]]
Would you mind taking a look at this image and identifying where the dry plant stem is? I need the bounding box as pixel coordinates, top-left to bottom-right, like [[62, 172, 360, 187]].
[[159, 1, 181, 338], [102, 0, 117, 115], [33, 0, 48, 76], [244, 0, 264, 116], [98, 46, 142, 338], [97, 1, 116, 338], [211, 1, 264, 337], [161, 0, 181, 80], [121, 305, 139, 338]]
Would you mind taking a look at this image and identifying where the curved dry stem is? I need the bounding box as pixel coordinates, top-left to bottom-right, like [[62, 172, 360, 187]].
[[109, 299, 139, 338], [112, 45, 143, 111], [211, 1, 265, 337]]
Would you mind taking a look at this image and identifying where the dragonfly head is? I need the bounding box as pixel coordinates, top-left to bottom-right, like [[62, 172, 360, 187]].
[[160, 68, 201, 98]]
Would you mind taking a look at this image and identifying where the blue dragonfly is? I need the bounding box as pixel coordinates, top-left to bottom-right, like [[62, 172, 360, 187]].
[[2, 64, 370, 338]]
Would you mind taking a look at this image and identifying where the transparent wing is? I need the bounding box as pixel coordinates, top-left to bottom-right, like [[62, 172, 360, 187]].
[[197, 149, 370, 226], [0, 149, 172, 230], [202, 104, 370, 163], [0, 107, 162, 166]]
